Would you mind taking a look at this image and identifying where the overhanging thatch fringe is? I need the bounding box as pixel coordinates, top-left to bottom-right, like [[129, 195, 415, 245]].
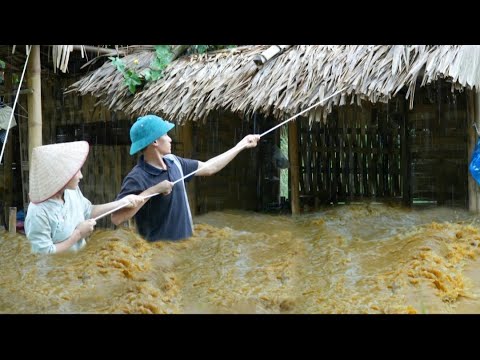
[[68, 45, 480, 124]]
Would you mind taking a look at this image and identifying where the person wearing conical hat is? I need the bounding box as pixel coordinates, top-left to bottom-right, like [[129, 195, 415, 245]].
[[24, 141, 145, 254], [111, 114, 260, 241]]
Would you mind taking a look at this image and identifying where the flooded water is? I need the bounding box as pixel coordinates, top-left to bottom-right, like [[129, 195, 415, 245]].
[[2, 203, 480, 314]]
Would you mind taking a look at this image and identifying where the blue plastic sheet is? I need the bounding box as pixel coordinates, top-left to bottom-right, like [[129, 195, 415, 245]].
[[469, 139, 480, 185], [17, 209, 25, 221]]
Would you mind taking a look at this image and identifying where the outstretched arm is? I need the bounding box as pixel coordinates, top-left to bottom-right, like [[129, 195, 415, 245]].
[[195, 134, 260, 176]]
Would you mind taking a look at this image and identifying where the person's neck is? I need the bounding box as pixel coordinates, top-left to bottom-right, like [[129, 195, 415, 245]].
[[144, 149, 167, 170]]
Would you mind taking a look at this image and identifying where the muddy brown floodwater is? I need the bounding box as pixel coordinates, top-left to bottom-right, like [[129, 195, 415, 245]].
[[2, 203, 480, 313]]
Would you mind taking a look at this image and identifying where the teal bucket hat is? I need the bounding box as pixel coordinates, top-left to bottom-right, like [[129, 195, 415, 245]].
[[129, 114, 175, 155]]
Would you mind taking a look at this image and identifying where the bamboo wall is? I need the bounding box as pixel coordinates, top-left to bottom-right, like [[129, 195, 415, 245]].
[[294, 80, 468, 210], [408, 82, 468, 207], [297, 100, 402, 208], [194, 111, 259, 213]]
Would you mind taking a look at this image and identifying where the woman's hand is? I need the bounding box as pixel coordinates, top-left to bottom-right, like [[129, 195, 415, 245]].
[[123, 194, 145, 208], [75, 219, 97, 238]]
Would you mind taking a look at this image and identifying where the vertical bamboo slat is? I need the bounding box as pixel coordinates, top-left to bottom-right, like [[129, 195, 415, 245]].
[[27, 45, 42, 160], [289, 121, 300, 214]]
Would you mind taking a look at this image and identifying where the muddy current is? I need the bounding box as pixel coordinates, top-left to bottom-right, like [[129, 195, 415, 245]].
[[2, 203, 480, 314]]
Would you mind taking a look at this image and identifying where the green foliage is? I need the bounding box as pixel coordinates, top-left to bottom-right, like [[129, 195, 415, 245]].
[[188, 45, 236, 54], [109, 45, 175, 94], [145, 45, 173, 81], [109, 45, 236, 94], [110, 56, 143, 94]]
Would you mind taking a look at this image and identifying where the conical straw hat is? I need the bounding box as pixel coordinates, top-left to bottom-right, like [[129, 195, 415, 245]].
[[0, 106, 17, 130], [29, 141, 89, 203]]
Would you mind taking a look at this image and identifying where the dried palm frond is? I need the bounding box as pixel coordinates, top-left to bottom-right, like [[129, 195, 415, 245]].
[[68, 45, 480, 124]]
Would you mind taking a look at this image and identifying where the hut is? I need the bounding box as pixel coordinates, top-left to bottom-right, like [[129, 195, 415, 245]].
[[2, 45, 480, 229], [69, 45, 480, 215]]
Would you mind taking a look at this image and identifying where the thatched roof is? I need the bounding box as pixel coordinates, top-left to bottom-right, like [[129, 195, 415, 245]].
[[0, 45, 149, 73], [68, 45, 480, 124]]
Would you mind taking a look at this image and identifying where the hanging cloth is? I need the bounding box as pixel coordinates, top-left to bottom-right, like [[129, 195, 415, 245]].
[[0, 105, 17, 130]]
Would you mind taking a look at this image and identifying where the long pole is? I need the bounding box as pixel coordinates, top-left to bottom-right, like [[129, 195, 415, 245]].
[[0, 46, 31, 164], [93, 87, 347, 221]]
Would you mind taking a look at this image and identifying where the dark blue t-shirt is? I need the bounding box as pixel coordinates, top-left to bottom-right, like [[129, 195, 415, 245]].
[[116, 155, 198, 241]]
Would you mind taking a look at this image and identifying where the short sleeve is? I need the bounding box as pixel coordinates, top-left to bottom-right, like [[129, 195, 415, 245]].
[[116, 175, 144, 201], [174, 156, 198, 182]]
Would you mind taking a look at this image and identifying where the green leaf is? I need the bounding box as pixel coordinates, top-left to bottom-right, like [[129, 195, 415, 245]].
[[0, 59, 5, 69], [141, 68, 152, 81], [196, 45, 209, 54], [110, 57, 126, 73], [127, 83, 136, 94], [154, 45, 173, 61], [150, 70, 163, 81]]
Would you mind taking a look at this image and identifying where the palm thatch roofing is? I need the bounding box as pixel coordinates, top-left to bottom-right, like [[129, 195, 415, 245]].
[[0, 45, 150, 74], [68, 45, 480, 124]]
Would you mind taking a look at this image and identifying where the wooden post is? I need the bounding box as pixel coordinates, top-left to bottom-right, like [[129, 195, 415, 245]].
[[401, 96, 411, 206], [3, 70, 14, 221], [8, 207, 16, 234], [468, 89, 480, 212], [27, 45, 42, 163], [289, 121, 300, 215], [182, 121, 197, 215]]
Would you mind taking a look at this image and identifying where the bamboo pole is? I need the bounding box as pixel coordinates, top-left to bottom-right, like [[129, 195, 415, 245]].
[[0, 88, 33, 97], [289, 121, 300, 215], [253, 45, 292, 67], [172, 45, 191, 61], [3, 71, 13, 221], [27, 45, 42, 163], [401, 97, 411, 206], [8, 207, 16, 234], [72, 45, 125, 55]]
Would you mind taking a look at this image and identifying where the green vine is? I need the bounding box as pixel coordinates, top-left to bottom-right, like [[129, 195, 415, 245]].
[[187, 45, 236, 54], [109, 45, 236, 94], [109, 45, 173, 94]]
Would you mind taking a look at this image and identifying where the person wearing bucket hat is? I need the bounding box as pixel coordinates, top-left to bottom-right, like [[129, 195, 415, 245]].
[[112, 114, 260, 241], [24, 141, 145, 254]]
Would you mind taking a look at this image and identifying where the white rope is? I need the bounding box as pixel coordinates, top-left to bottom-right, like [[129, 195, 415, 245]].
[[174, 87, 347, 185], [0, 46, 32, 164], [93, 87, 347, 221], [92, 193, 157, 221]]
